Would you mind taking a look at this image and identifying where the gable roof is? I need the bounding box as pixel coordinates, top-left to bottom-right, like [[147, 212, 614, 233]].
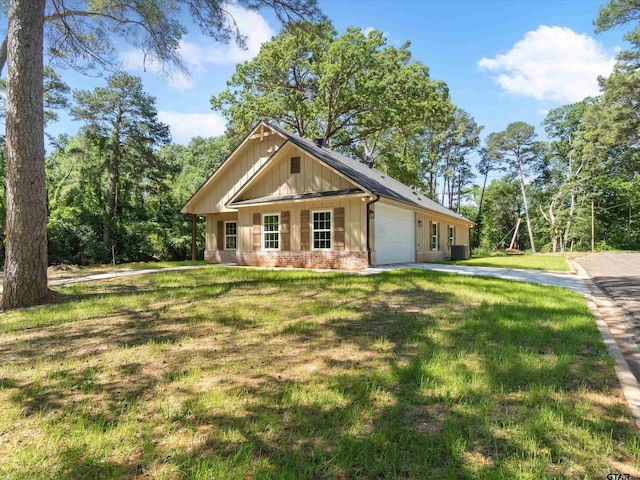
[[264, 122, 472, 224]]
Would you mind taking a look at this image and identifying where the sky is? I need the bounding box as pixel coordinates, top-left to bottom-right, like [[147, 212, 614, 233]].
[[1, 0, 628, 170]]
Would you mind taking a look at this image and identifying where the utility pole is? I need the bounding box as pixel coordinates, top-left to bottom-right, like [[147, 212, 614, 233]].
[[591, 200, 595, 253], [628, 202, 632, 249]]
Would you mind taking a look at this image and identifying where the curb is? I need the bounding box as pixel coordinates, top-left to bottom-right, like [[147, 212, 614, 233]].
[[570, 260, 640, 428]]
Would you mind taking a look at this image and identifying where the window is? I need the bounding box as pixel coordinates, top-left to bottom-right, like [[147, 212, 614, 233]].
[[312, 210, 331, 250], [290, 156, 301, 174], [431, 222, 438, 250], [263, 214, 280, 250], [448, 225, 455, 249], [225, 221, 237, 250]]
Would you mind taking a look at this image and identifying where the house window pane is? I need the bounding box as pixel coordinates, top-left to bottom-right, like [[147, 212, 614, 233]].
[[449, 226, 455, 249], [225, 222, 237, 250], [313, 211, 332, 250], [431, 223, 438, 250], [263, 214, 279, 250]]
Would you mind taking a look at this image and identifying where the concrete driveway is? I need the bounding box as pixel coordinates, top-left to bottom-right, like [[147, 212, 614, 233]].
[[366, 262, 590, 294]]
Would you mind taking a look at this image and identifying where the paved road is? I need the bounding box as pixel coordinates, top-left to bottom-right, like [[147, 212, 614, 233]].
[[577, 253, 640, 337]]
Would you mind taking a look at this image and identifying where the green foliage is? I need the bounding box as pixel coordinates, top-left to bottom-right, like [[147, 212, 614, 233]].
[[212, 20, 454, 180], [479, 176, 524, 250], [538, 99, 598, 252], [426, 107, 482, 208], [45, 130, 231, 265], [35, 0, 321, 75], [484, 122, 547, 253], [595, 0, 640, 67], [0, 65, 69, 125], [43, 74, 233, 265]]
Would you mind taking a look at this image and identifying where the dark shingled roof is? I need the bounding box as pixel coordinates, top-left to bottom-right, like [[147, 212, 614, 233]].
[[265, 122, 472, 223], [232, 188, 364, 206]]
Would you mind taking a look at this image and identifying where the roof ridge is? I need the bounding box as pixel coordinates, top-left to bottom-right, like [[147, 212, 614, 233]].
[[261, 121, 472, 223]]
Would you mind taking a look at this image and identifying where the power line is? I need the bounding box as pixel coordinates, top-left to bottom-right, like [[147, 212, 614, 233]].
[[597, 198, 640, 211]]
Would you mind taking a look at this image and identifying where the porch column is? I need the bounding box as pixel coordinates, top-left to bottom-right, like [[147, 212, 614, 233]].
[[191, 214, 197, 261]]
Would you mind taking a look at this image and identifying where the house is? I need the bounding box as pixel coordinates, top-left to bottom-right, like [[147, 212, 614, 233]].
[[181, 121, 473, 269]]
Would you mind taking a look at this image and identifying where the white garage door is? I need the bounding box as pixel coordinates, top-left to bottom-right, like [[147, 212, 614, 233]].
[[375, 202, 415, 265]]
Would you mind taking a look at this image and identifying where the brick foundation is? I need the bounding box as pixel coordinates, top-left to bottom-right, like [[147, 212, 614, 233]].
[[236, 250, 369, 270], [416, 250, 447, 262], [204, 250, 237, 263]]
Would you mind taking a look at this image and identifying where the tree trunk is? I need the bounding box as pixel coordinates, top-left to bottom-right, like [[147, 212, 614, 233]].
[[517, 158, 536, 253], [475, 171, 489, 248], [104, 119, 122, 248], [563, 192, 576, 251], [3, 0, 49, 309]]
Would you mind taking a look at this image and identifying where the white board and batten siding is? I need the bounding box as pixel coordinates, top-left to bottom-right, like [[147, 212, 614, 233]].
[[374, 202, 416, 265]]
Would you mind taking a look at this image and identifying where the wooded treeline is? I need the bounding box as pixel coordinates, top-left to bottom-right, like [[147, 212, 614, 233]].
[[2, 1, 639, 270]]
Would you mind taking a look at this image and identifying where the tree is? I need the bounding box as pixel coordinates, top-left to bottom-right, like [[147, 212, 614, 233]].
[[474, 135, 503, 247], [3, 0, 48, 308], [488, 122, 546, 253], [155, 136, 232, 259], [2, 0, 320, 309], [71, 73, 172, 260], [541, 99, 596, 252], [590, 1, 640, 175], [211, 21, 452, 168], [0, 66, 70, 125], [479, 175, 523, 251], [595, 0, 640, 67], [428, 108, 482, 209]]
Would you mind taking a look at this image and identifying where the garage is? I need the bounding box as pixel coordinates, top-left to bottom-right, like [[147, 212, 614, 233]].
[[374, 202, 416, 265]]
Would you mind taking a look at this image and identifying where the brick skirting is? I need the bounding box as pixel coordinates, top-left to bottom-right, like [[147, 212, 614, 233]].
[[204, 250, 237, 263], [236, 250, 369, 270], [416, 250, 447, 262]]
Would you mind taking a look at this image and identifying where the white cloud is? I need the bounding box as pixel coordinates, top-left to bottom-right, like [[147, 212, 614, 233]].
[[538, 108, 550, 116], [121, 4, 275, 89], [363, 26, 376, 36], [158, 111, 227, 143], [363, 26, 388, 41], [478, 25, 616, 103]]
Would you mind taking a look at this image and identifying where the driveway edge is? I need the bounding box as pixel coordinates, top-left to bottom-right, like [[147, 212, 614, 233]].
[[571, 260, 640, 428]]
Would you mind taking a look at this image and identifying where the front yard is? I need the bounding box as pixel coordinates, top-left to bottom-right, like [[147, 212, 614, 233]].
[[0, 267, 637, 479], [445, 253, 571, 272]]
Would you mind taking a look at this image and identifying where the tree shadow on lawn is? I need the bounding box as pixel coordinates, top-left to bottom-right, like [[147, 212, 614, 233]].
[[132, 298, 637, 479], [2, 270, 639, 478]]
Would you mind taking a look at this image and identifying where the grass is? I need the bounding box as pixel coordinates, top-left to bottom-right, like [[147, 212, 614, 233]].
[[445, 254, 571, 272], [0, 267, 638, 479]]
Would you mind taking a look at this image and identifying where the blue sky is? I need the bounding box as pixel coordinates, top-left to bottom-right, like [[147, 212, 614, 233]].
[[3, 0, 627, 168]]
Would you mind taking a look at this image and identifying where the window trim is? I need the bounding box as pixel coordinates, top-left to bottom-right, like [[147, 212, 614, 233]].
[[224, 221, 237, 251], [262, 213, 280, 251], [448, 225, 455, 249], [312, 209, 332, 251], [431, 222, 439, 251]]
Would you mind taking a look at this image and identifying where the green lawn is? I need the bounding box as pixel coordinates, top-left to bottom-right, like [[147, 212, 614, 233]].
[[445, 254, 571, 271], [0, 268, 637, 479]]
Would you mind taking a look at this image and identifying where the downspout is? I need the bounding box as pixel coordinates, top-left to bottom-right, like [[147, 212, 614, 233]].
[[366, 194, 380, 266]]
